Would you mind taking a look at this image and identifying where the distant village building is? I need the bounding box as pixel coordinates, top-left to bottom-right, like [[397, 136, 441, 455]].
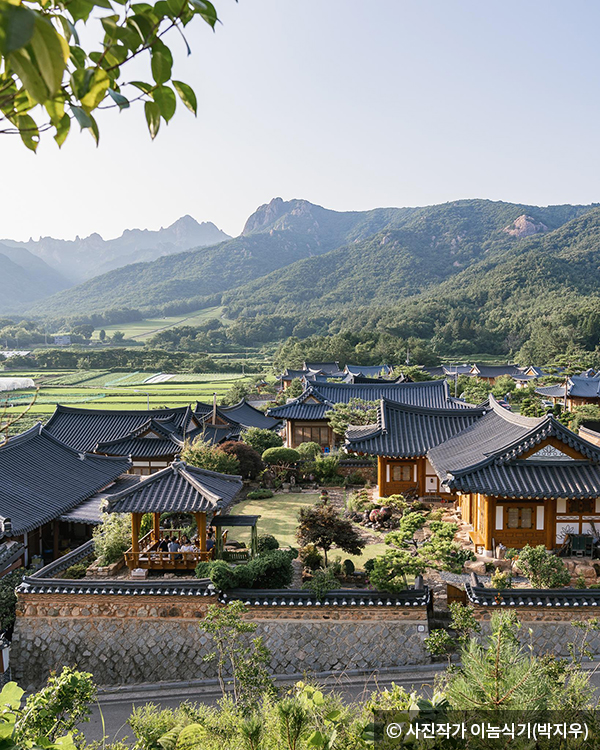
[[536, 373, 600, 411], [53, 335, 71, 346]]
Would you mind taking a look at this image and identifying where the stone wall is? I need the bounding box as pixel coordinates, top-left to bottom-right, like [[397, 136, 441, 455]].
[[472, 608, 600, 657], [12, 593, 429, 689]]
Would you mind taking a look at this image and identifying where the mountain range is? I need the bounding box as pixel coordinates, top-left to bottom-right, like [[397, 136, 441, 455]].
[[5, 197, 600, 360], [1, 215, 230, 287]]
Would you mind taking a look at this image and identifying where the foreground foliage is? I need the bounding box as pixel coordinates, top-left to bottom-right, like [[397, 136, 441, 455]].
[[0, 0, 223, 148]]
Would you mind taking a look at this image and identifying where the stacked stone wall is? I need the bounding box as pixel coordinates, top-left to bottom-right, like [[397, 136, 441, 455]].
[[12, 594, 428, 688]]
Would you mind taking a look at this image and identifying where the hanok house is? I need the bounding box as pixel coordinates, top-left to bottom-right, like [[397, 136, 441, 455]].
[[105, 460, 243, 571], [196, 399, 282, 433], [427, 395, 600, 555], [0, 424, 131, 567], [469, 364, 528, 385], [267, 379, 470, 451], [345, 398, 486, 497], [44, 403, 246, 476], [536, 374, 600, 411]]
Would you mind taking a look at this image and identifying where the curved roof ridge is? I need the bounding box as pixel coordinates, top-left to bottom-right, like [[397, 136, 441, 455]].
[[487, 393, 546, 427], [378, 396, 488, 417], [49, 404, 190, 418]]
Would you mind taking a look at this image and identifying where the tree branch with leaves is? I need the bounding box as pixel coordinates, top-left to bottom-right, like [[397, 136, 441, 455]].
[[0, 0, 228, 150]]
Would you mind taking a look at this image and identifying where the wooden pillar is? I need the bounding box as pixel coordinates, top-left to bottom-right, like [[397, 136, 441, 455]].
[[545, 497, 556, 550], [131, 513, 141, 554], [417, 457, 426, 497], [152, 512, 161, 543], [195, 512, 207, 554], [377, 457, 386, 498], [53, 520, 59, 559], [483, 495, 495, 557]]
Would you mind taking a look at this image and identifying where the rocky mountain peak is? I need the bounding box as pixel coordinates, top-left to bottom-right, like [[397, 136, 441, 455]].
[[503, 214, 549, 238]]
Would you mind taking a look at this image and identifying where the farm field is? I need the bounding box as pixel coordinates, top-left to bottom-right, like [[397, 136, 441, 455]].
[[0, 369, 254, 425], [90, 306, 231, 341], [229, 493, 388, 570]]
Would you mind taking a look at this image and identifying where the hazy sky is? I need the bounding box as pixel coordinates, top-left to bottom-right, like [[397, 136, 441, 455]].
[[2, 0, 600, 241]]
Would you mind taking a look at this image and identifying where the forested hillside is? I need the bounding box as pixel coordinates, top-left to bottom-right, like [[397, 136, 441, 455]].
[[27, 198, 594, 320]]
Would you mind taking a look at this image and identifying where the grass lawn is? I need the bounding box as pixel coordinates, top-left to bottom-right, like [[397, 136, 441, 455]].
[[228, 493, 389, 571]]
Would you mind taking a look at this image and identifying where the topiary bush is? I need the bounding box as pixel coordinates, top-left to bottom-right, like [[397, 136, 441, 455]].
[[261, 447, 301, 465], [246, 489, 274, 500], [256, 534, 280, 555], [195, 549, 298, 590], [299, 544, 324, 571]]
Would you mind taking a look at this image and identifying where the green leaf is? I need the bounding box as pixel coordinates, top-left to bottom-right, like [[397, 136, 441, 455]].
[[127, 13, 155, 44], [54, 112, 70, 147], [80, 67, 110, 111], [152, 84, 176, 121], [8, 48, 49, 103], [0, 682, 23, 710], [71, 104, 93, 129], [144, 100, 160, 139], [172, 80, 196, 115], [130, 80, 153, 94], [166, 0, 186, 16], [107, 88, 129, 110], [69, 45, 86, 69], [29, 16, 68, 97], [45, 98, 65, 125], [67, 0, 95, 23], [189, 0, 218, 28], [150, 41, 172, 84], [1, 3, 35, 54]]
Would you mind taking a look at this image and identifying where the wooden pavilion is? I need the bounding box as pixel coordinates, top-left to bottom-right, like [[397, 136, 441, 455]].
[[106, 460, 243, 571]]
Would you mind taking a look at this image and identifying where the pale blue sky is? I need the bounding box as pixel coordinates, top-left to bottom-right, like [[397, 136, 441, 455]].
[[2, 0, 600, 240]]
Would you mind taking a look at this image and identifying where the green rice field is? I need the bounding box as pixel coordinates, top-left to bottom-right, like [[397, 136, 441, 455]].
[[0, 369, 253, 426], [90, 306, 231, 341]]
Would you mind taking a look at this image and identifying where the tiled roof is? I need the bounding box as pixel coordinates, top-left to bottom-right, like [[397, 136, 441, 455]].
[[220, 399, 282, 431], [304, 362, 341, 375], [220, 585, 430, 607], [471, 364, 525, 379], [466, 574, 600, 607], [536, 375, 600, 400], [45, 404, 198, 453], [107, 460, 242, 514], [344, 365, 393, 377], [267, 380, 471, 420], [60, 475, 141, 524], [279, 368, 308, 380], [428, 395, 600, 498], [345, 399, 487, 457], [0, 425, 131, 534]]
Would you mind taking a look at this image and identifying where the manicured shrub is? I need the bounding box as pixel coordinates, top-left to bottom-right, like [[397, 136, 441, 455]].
[[343, 559, 355, 576], [515, 544, 571, 588], [256, 534, 280, 555], [60, 562, 89, 580], [363, 558, 376, 573], [195, 550, 297, 590], [246, 489, 274, 500], [219, 440, 263, 479], [261, 447, 301, 465]]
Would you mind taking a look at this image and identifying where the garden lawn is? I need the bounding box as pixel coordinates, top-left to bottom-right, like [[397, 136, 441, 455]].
[[228, 493, 389, 571]]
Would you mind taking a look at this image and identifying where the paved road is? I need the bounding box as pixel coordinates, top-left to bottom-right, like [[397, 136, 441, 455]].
[[83, 661, 600, 743], [83, 668, 442, 743]]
